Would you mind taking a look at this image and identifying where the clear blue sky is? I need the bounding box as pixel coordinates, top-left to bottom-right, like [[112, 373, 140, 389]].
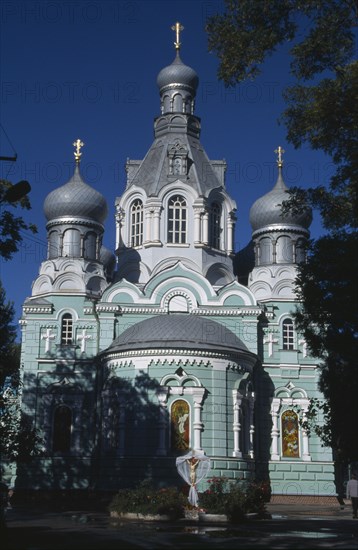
[[0, 0, 331, 332]]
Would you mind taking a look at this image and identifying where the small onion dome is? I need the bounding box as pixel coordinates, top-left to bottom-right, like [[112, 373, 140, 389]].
[[157, 52, 199, 93], [249, 167, 312, 233], [104, 314, 249, 355], [44, 165, 108, 224]]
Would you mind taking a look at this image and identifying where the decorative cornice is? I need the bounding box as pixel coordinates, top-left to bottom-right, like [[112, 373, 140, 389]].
[[191, 308, 262, 317], [103, 347, 249, 365], [23, 305, 54, 314], [46, 217, 104, 231], [252, 224, 310, 239], [94, 304, 122, 314]]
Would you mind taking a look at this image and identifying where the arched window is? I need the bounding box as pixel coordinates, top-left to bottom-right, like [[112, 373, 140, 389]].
[[281, 410, 299, 458], [282, 318, 295, 350], [170, 399, 190, 451], [62, 228, 81, 257], [130, 199, 143, 247], [209, 202, 221, 249], [61, 314, 73, 344], [53, 405, 72, 452], [84, 231, 97, 259], [48, 231, 59, 259], [168, 195, 187, 244]]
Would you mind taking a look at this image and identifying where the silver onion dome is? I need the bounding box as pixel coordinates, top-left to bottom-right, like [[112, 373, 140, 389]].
[[157, 52, 199, 93], [249, 166, 312, 233], [44, 164, 108, 225]]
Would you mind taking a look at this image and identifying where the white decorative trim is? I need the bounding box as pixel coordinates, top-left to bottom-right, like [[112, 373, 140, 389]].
[[120, 307, 167, 314], [191, 308, 261, 316], [104, 348, 248, 364], [95, 304, 122, 313], [23, 306, 53, 314]]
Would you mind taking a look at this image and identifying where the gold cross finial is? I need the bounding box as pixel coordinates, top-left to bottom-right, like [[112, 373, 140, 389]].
[[274, 146, 285, 167], [73, 139, 84, 164], [171, 21, 184, 51]]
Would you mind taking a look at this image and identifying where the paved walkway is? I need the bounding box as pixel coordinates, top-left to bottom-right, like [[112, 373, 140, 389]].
[[2, 500, 358, 549]]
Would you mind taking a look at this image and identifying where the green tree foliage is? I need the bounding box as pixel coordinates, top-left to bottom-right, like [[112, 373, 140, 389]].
[[0, 179, 37, 260], [0, 282, 42, 462], [207, 0, 358, 460]]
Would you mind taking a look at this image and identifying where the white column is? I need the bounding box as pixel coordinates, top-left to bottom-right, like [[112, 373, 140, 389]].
[[152, 206, 161, 243], [270, 398, 281, 460], [144, 207, 152, 243], [115, 204, 125, 249], [227, 212, 235, 254], [193, 208, 202, 244], [202, 210, 209, 246], [301, 404, 312, 461], [249, 393, 255, 459], [118, 391, 126, 457], [192, 388, 205, 452], [232, 390, 243, 457], [156, 388, 169, 456]]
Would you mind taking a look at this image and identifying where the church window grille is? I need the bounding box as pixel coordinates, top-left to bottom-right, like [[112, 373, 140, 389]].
[[130, 199, 143, 247], [281, 409, 299, 458], [168, 195, 187, 244], [282, 318, 294, 350], [53, 405, 72, 453], [61, 314, 73, 345], [209, 202, 221, 249]]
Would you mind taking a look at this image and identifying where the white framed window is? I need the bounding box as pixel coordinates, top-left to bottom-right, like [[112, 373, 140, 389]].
[[282, 318, 295, 350], [130, 199, 143, 247], [168, 195, 187, 244], [209, 202, 221, 249], [61, 314, 73, 345]]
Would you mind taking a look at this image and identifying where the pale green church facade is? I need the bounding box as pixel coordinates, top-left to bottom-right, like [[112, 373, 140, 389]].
[[17, 36, 335, 498]]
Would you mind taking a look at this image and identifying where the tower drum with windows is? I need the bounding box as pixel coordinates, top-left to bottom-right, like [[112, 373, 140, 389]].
[[114, 35, 237, 286]]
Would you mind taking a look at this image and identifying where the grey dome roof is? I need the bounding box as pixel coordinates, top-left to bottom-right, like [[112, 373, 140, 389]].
[[44, 165, 108, 224], [105, 314, 249, 355], [157, 52, 199, 92], [249, 168, 312, 232]]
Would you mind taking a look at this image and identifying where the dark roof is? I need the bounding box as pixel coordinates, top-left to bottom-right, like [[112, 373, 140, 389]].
[[105, 314, 250, 355]]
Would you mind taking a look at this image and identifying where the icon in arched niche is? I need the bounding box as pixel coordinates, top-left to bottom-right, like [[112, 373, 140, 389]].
[[171, 399, 190, 451], [282, 409, 299, 458]]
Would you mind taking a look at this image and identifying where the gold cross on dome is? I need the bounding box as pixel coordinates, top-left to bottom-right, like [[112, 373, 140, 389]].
[[171, 22, 184, 50], [73, 139, 84, 163], [274, 146, 285, 167]]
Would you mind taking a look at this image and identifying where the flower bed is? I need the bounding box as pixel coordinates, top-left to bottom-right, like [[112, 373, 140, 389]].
[[109, 477, 270, 523]]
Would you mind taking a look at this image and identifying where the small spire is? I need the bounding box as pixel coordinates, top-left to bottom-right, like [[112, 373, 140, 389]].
[[274, 146, 285, 168], [73, 139, 84, 164], [171, 21, 184, 51]]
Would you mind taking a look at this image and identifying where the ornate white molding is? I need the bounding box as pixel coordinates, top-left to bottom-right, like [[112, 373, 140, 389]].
[[23, 305, 53, 314], [191, 308, 261, 317], [105, 348, 248, 365]]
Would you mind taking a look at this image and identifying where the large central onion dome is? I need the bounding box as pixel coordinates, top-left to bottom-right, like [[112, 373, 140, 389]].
[[44, 164, 108, 225], [249, 166, 312, 234], [157, 52, 199, 94], [105, 314, 250, 356]]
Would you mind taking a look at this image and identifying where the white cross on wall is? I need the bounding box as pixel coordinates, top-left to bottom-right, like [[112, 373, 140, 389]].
[[263, 332, 278, 357], [299, 338, 308, 357], [77, 329, 92, 353], [41, 328, 56, 353]]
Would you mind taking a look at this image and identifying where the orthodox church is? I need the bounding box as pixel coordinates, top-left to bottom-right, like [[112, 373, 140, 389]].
[[17, 26, 335, 498]]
